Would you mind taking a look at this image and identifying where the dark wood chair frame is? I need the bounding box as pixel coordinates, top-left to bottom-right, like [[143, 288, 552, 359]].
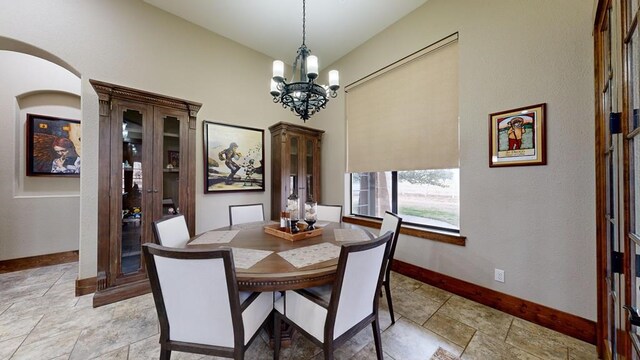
[[381, 211, 402, 324], [316, 204, 344, 222], [228, 203, 265, 225], [273, 231, 394, 360], [151, 214, 187, 246], [143, 243, 271, 360]]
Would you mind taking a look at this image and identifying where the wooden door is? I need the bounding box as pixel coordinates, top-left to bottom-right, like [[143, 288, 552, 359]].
[[623, 0, 640, 357], [596, 0, 625, 358]]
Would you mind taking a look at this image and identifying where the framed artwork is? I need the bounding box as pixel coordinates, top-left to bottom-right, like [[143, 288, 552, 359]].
[[167, 150, 179, 168], [203, 121, 264, 193], [26, 113, 81, 176], [489, 103, 546, 167]]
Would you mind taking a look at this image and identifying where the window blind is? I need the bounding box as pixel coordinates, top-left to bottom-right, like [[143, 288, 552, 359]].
[[345, 34, 459, 173]]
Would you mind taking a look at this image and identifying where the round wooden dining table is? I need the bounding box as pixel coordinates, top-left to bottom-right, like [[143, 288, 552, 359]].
[[187, 221, 371, 292]]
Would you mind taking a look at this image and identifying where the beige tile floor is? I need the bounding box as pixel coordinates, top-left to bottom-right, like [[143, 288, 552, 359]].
[[0, 262, 598, 360]]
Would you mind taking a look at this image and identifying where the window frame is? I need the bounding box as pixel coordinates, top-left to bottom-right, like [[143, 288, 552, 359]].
[[349, 170, 460, 234]]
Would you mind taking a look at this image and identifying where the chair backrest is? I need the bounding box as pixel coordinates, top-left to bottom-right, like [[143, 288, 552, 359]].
[[153, 215, 190, 248], [380, 211, 402, 278], [143, 243, 244, 350], [229, 203, 265, 225], [316, 204, 343, 222], [326, 231, 393, 340]]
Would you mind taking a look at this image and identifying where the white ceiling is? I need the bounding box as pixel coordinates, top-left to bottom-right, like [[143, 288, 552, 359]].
[[143, 0, 428, 69]]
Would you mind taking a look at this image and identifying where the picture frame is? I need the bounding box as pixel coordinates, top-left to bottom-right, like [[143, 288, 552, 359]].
[[167, 150, 179, 168], [26, 113, 82, 176], [489, 103, 546, 167], [203, 121, 264, 193]]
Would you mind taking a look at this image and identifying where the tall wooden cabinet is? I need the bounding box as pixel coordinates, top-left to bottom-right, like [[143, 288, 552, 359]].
[[269, 122, 324, 221], [91, 80, 201, 307]]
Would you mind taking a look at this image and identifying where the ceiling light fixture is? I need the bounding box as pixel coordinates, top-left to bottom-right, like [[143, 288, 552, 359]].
[[270, 0, 339, 122]]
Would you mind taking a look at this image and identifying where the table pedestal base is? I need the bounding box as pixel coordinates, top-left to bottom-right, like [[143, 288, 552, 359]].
[[266, 316, 294, 348]]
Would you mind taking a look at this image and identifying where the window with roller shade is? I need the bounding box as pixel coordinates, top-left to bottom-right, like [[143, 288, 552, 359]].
[[346, 34, 459, 231]]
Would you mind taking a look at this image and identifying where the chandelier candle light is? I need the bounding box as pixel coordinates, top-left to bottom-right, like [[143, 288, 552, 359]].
[[270, 0, 340, 122]]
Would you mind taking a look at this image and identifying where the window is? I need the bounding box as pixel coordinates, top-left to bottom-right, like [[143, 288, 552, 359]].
[[351, 169, 459, 232]]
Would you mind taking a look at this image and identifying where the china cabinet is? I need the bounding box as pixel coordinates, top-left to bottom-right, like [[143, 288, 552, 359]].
[[91, 80, 200, 306], [269, 122, 324, 221]]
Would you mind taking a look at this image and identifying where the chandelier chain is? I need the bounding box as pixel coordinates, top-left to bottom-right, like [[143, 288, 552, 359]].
[[302, 0, 306, 45]]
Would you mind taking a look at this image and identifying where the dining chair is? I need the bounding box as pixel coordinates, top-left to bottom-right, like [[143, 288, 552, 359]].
[[379, 211, 402, 324], [142, 243, 274, 360], [152, 215, 190, 248], [229, 203, 265, 225], [273, 231, 394, 360], [316, 204, 343, 223]]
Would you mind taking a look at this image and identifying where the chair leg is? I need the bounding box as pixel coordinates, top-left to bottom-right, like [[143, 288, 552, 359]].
[[323, 342, 334, 360], [160, 348, 171, 360], [372, 318, 383, 360], [274, 313, 281, 360], [384, 280, 395, 324]]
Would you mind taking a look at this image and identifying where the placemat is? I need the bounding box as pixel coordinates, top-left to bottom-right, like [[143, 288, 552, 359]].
[[277, 243, 341, 268], [333, 228, 371, 242], [230, 220, 278, 230], [189, 230, 239, 245], [230, 247, 273, 269]]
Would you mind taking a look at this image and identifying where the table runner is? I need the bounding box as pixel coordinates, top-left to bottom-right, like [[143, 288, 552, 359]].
[[230, 220, 278, 230], [333, 228, 371, 242], [189, 230, 239, 245]]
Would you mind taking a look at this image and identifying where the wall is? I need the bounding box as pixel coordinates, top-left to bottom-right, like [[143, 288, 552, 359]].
[[0, 51, 81, 260], [315, 0, 596, 320], [0, 1, 297, 278]]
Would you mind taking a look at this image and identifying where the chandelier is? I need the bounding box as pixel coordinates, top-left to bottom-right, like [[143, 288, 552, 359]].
[[270, 0, 339, 122]]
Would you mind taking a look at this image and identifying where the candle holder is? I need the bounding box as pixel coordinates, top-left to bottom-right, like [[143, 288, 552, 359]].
[[304, 197, 318, 231], [287, 192, 300, 233]]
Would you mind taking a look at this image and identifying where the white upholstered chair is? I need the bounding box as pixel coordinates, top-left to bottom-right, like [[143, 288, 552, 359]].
[[273, 231, 394, 360], [229, 203, 265, 225], [152, 215, 190, 248], [316, 204, 343, 223], [379, 211, 402, 324], [143, 243, 273, 360]]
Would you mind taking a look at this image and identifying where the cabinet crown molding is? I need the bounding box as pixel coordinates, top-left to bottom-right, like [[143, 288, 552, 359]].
[[90, 79, 202, 115]]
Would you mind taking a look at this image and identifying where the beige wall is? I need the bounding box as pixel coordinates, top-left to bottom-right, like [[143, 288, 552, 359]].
[[0, 1, 298, 278], [315, 0, 596, 320], [0, 51, 81, 260], [0, 0, 597, 321]]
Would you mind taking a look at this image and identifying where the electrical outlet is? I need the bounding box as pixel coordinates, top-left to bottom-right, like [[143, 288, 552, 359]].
[[494, 268, 505, 283]]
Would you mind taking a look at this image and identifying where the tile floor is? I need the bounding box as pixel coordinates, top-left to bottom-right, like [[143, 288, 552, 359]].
[[0, 262, 598, 359]]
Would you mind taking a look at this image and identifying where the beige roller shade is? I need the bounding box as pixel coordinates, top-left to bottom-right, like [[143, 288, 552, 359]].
[[346, 35, 459, 173]]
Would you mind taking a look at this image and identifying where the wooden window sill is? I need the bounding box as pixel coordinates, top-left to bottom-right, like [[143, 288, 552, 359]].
[[342, 216, 466, 246]]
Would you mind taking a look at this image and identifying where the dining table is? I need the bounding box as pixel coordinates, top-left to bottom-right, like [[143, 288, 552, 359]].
[[186, 220, 374, 292]]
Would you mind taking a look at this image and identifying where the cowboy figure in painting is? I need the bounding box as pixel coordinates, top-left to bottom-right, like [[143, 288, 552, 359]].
[[218, 142, 242, 185], [507, 117, 526, 150]]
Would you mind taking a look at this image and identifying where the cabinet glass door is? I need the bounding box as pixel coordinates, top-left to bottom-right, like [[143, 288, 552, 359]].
[[121, 109, 146, 275], [306, 138, 315, 202], [289, 135, 299, 199], [161, 115, 181, 218]]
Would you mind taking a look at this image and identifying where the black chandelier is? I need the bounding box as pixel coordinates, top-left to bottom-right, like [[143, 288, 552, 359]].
[[270, 0, 339, 122]]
